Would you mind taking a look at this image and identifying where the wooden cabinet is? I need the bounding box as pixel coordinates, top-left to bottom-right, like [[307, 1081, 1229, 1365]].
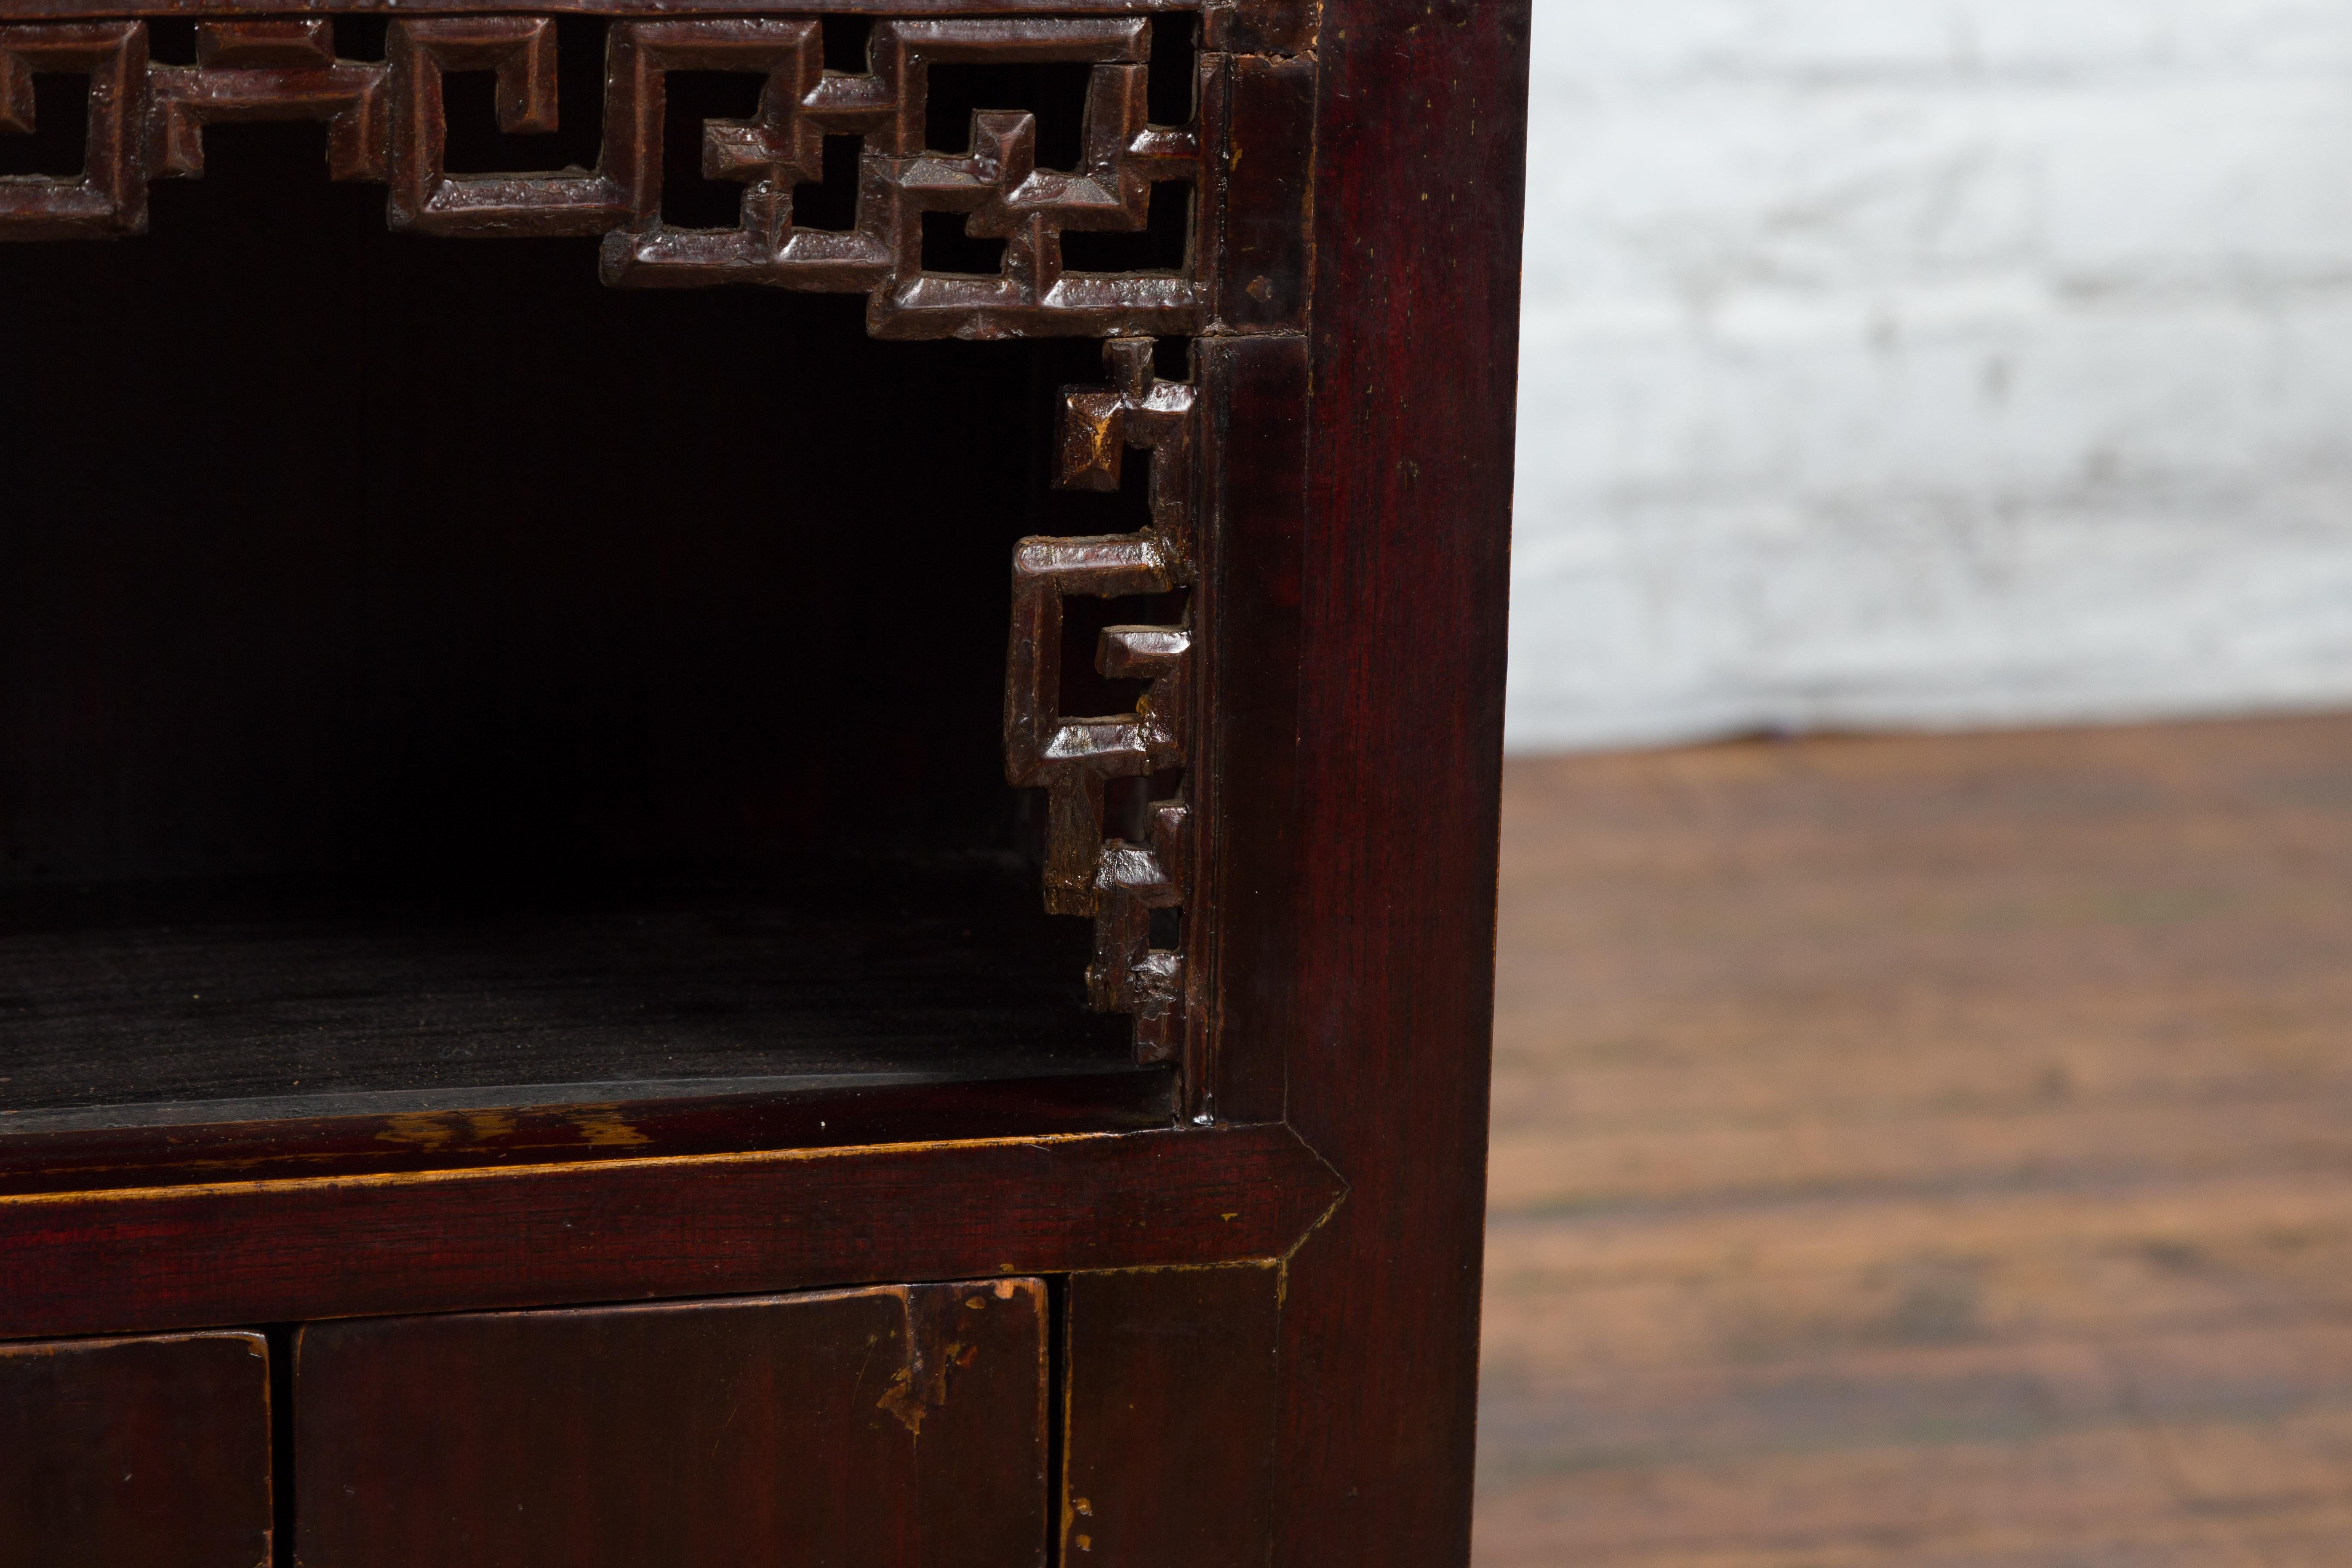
[[0, 3, 1529, 1565], [296, 1283, 1049, 1568], [0, 1332, 273, 1568]]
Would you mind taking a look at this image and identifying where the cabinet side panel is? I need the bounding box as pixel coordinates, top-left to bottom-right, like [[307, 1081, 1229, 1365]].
[[1275, 3, 1534, 1568], [295, 1281, 1048, 1568], [0, 1331, 272, 1568], [1061, 1264, 1280, 1567]]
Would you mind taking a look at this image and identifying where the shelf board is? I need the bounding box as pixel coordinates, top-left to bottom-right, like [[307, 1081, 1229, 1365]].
[[0, 859, 1166, 1191]]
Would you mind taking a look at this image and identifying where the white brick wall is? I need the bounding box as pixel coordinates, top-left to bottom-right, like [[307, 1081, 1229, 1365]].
[[1507, 0, 2352, 751]]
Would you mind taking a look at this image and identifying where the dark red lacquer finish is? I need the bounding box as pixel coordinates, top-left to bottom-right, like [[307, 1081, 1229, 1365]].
[[0, 2, 1529, 1565], [1060, 1264, 1280, 1567], [1277, 7, 1533, 1566], [297, 1282, 1049, 1568], [0, 1332, 273, 1568], [0, 14, 1201, 337]]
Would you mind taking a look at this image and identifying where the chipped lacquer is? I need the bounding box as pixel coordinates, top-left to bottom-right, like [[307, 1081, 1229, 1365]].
[[297, 1281, 1050, 1568], [0, 1, 1531, 1565]]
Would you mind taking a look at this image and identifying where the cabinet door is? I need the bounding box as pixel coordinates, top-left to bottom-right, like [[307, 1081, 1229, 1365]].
[[295, 1280, 1047, 1568], [0, 1331, 273, 1568], [1060, 1265, 1280, 1568]]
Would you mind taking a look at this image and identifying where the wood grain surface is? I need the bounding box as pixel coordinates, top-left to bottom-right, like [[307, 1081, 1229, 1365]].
[[0, 1122, 1342, 1341], [1060, 1263, 1280, 1568], [1269, 4, 1531, 1568], [1476, 716, 2352, 1566], [0, 872, 1127, 1118], [0, 1330, 273, 1568], [0, 12, 1529, 1568], [297, 1280, 1047, 1568]]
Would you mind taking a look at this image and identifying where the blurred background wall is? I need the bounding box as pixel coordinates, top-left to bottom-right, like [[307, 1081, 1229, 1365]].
[[1508, 0, 2352, 752], [1484, 11, 2352, 1561]]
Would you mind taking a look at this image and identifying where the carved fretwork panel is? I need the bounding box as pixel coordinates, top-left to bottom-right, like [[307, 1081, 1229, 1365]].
[[0, 12, 1204, 339], [148, 21, 387, 181], [386, 16, 623, 235], [0, 9, 1242, 1079], [603, 16, 1202, 339], [1006, 338, 1198, 1066], [0, 22, 147, 238]]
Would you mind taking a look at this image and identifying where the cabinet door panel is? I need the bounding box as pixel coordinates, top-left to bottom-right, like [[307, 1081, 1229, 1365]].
[[1060, 1265, 1280, 1568], [295, 1280, 1047, 1568], [0, 1331, 272, 1568]]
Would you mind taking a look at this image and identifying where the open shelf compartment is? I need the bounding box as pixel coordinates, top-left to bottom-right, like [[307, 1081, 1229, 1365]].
[[0, 108, 1175, 1189]]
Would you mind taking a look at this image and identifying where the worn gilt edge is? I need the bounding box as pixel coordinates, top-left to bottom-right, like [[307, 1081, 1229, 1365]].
[[0, 1118, 1344, 1212], [0, 1127, 1140, 1207]]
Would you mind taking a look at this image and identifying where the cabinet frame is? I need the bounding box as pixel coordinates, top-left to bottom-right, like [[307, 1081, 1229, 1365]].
[[0, 2, 1530, 1564]]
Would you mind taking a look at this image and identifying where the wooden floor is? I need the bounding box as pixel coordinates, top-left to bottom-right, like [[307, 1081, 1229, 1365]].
[[1474, 715, 2352, 1567]]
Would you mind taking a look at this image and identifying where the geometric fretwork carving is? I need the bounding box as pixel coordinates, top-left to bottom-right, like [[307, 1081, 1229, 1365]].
[[0, 14, 1204, 340], [0, 13, 1222, 1055], [386, 16, 622, 234], [1006, 338, 1197, 1062], [0, 22, 148, 238], [869, 18, 1201, 337], [148, 22, 387, 182], [604, 18, 1201, 338], [598, 18, 835, 275]]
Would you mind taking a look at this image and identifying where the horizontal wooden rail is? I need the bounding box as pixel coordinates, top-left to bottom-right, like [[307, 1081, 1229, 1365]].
[[0, 1121, 1343, 1340]]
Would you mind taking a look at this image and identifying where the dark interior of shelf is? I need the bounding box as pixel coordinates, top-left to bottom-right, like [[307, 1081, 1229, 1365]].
[[0, 863, 1136, 1129], [0, 72, 1180, 1154]]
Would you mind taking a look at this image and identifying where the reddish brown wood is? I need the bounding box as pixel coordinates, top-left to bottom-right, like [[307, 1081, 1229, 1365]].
[[596, 16, 834, 274], [0, 1123, 1342, 1340], [5, 0, 1199, 16], [1204, 50, 1311, 332], [845, 18, 1200, 338], [1267, 6, 1531, 1568], [297, 1280, 1047, 1568], [0, 1066, 1176, 1197], [0, 12, 1205, 337], [148, 21, 388, 181], [1195, 331, 1308, 1126], [0, 1330, 273, 1568], [0, 21, 146, 236], [1203, 0, 1315, 57], [0, 6, 1528, 1564], [1009, 335, 1199, 1064], [0, 8, 1239, 1075], [1060, 1263, 1279, 1567], [386, 16, 623, 234]]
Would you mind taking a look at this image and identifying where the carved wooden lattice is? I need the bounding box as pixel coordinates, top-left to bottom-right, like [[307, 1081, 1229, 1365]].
[[0, 14, 1202, 339], [1008, 338, 1197, 1065], [0, 11, 1211, 1062]]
